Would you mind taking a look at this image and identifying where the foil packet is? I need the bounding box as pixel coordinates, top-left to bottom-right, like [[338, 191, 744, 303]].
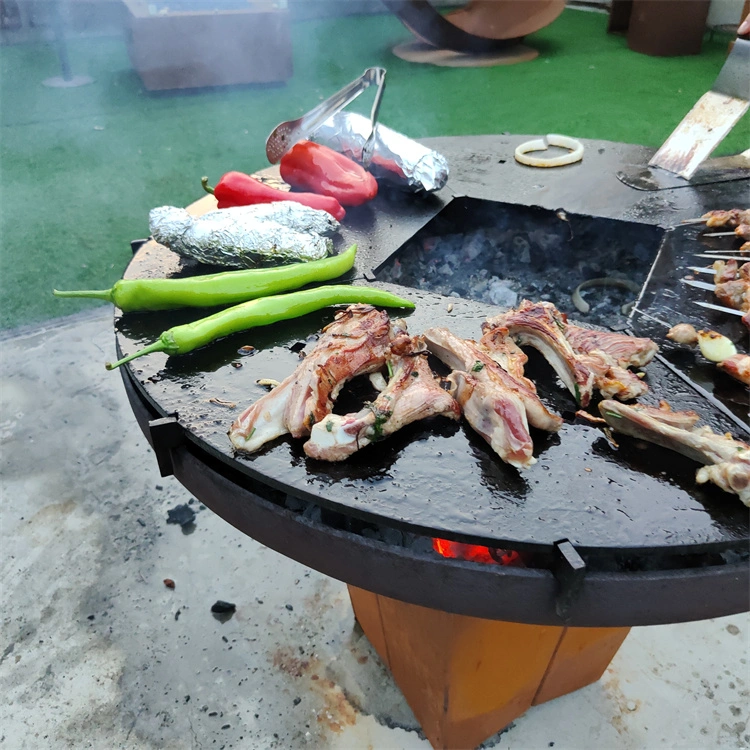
[[311, 112, 449, 194], [149, 204, 336, 268]]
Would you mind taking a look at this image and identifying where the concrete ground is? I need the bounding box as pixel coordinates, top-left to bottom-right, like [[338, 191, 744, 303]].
[[1, 309, 748, 750]]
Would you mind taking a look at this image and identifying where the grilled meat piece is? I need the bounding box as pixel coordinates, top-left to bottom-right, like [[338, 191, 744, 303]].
[[715, 279, 750, 312], [424, 327, 563, 433], [712, 259, 749, 284], [574, 350, 649, 401], [484, 300, 595, 406], [304, 336, 460, 461], [230, 305, 397, 453], [448, 370, 536, 469], [598, 400, 750, 506], [701, 209, 750, 228], [717, 353, 750, 386], [478, 326, 528, 381], [448, 371, 536, 469], [667, 323, 698, 346], [564, 324, 658, 368], [667, 323, 749, 385]]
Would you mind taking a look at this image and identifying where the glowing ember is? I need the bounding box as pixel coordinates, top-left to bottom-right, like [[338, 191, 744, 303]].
[[433, 538, 521, 565]]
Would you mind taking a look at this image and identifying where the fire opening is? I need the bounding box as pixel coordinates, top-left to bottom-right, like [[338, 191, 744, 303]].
[[375, 197, 664, 329], [433, 537, 522, 566]]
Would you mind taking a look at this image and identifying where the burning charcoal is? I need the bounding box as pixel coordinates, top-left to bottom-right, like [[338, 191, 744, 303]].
[[211, 601, 236, 614], [166, 504, 196, 527]]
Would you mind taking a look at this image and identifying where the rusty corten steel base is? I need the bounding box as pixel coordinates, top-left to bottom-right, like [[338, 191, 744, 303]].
[[116, 135, 749, 627], [348, 585, 630, 750]]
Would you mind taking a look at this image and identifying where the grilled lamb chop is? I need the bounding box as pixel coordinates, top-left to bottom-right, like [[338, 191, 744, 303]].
[[230, 305, 398, 453], [484, 301, 596, 406], [574, 350, 649, 400], [478, 326, 529, 381], [448, 371, 536, 469], [424, 327, 563, 433], [304, 336, 460, 461], [598, 400, 750, 506], [564, 324, 658, 368]]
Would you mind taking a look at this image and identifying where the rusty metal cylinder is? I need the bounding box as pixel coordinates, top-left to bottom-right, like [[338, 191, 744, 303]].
[[627, 0, 711, 56]]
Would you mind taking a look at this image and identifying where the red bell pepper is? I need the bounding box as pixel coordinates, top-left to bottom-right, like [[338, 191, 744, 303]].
[[201, 172, 346, 222], [279, 141, 378, 207]]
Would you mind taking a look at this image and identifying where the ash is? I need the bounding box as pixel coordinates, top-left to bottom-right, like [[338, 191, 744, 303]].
[[377, 201, 662, 329]]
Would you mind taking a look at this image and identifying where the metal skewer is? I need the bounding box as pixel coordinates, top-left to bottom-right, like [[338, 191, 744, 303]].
[[694, 254, 748, 260], [693, 301, 746, 317], [682, 278, 717, 291]]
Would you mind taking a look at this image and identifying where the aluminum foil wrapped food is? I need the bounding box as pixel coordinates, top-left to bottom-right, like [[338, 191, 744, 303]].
[[149, 203, 338, 268], [310, 112, 449, 193]]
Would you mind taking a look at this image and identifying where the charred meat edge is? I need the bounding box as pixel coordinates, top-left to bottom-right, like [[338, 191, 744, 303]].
[[229, 305, 397, 453], [484, 300, 595, 407], [304, 335, 460, 461], [424, 327, 563, 433]]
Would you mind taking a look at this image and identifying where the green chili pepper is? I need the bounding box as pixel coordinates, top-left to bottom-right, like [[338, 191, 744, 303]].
[[54, 244, 358, 312], [105, 284, 415, 370]]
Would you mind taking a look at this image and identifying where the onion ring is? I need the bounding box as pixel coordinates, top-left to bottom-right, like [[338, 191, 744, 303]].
[[514, 134, 584, 168], [572, 277, 642, 315]]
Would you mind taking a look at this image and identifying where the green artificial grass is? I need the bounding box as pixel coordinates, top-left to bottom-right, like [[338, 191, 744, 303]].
[[1, 9, 747, 330]]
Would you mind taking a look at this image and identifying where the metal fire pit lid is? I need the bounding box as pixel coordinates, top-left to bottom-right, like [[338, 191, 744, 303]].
[[116, 136, 750, 557]]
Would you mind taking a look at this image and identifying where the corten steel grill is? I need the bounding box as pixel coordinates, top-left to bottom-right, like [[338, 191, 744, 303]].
[[115, 135, 749, 748]]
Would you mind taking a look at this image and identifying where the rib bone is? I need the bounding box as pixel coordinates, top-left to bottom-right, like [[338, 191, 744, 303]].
[[598, 400, 750, 506], [230, 305, 397, 453], [304, 335, 460, 461]]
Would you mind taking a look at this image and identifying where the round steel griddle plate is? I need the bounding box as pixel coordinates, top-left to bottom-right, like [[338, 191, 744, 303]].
[[117, 136, 749, 558]]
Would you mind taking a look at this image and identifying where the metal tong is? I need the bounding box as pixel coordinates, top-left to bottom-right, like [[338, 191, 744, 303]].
[[265, 67, 387, 166]]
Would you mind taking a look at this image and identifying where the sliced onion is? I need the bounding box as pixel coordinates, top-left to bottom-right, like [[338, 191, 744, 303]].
[[515, 134, 584, 168], [696, 330, 737, 362], [572, 277, 641, 314]]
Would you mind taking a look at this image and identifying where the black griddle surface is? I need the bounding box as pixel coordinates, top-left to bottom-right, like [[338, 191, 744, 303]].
[[116, 136, 750, 556]]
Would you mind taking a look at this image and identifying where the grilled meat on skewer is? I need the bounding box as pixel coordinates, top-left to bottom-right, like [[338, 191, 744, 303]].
[[598, 400, 750, 506], [666, 323, 750, 386], [715, 279, 750, 313], [304, 336, 461, 461], [484, 300, 595, 406], [712, 259, 742, 284], [666, 323, 699, 346], [704, 224, 750, 240], [230, 305, 398, 453], [700, 209, 750, 228], [718, 353, 750, 386]]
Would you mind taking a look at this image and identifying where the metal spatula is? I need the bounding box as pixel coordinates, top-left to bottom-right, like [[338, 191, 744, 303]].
[[265, 67, 386, 164], [648, 38, 750, 180]]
